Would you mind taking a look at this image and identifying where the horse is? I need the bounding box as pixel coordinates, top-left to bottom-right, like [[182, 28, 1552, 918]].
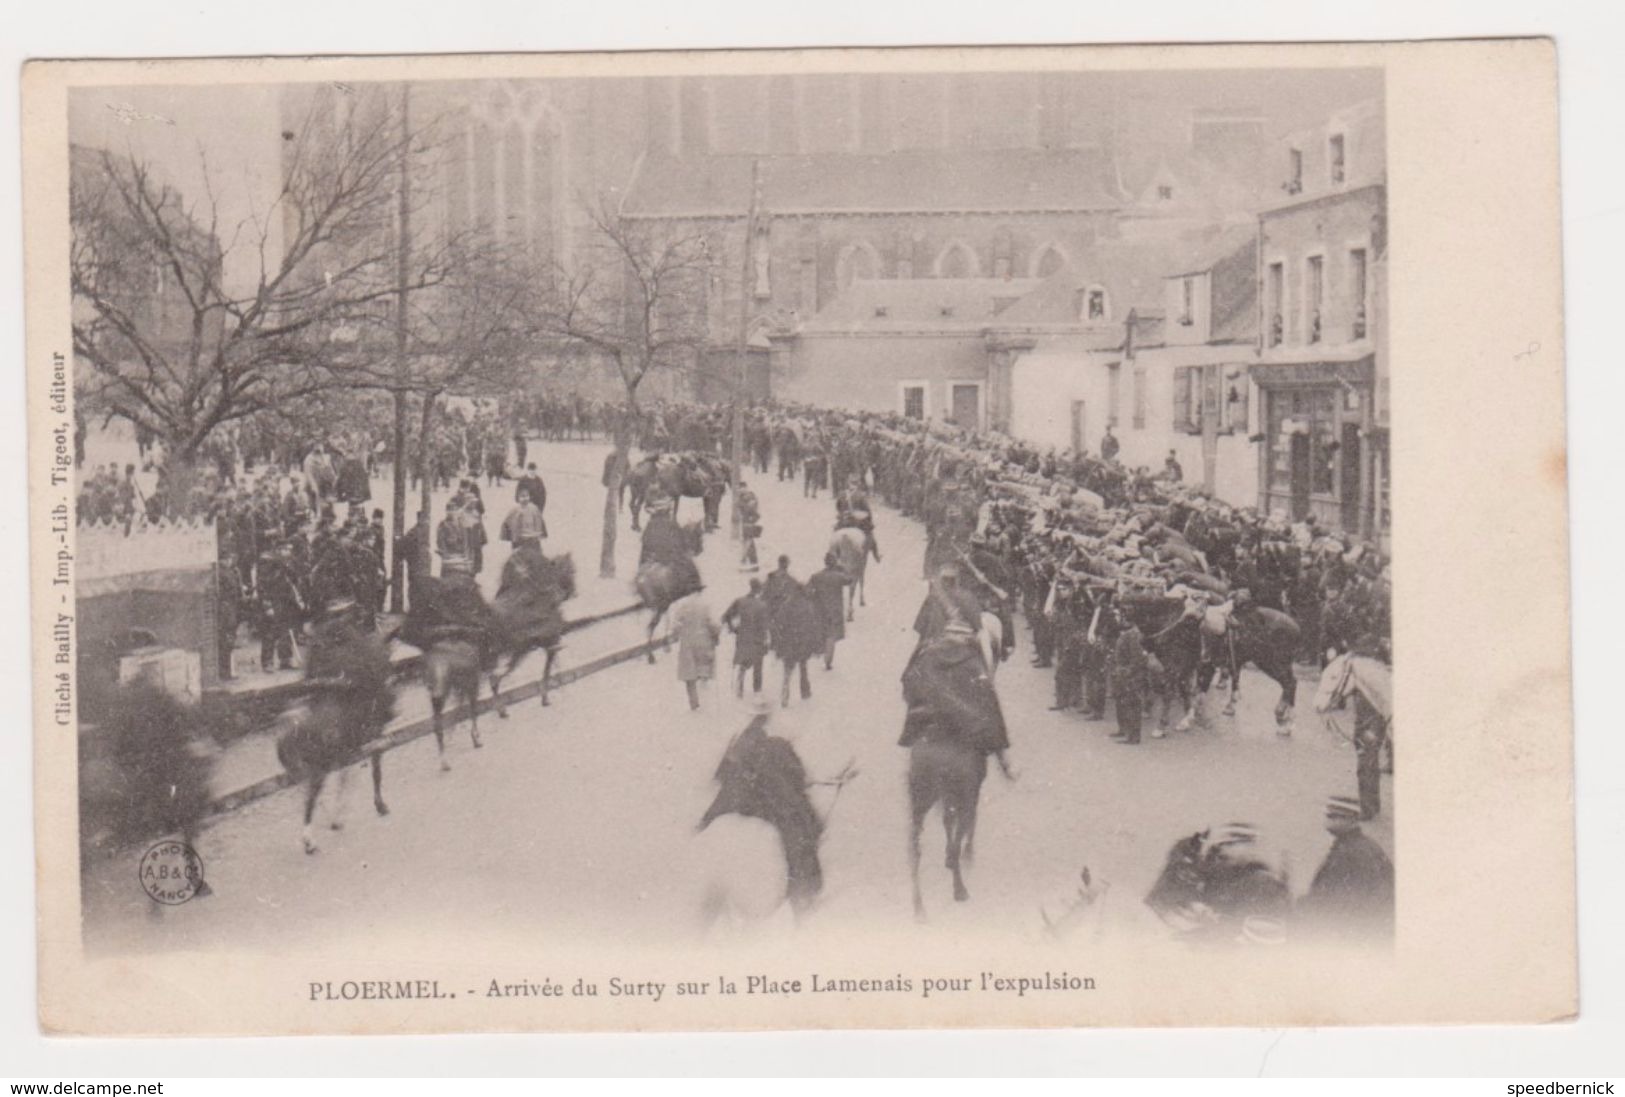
[[1194, 604, 1303, 733], [1315, 651, 1395, 783], [1315, 651, 1392, 726], [977, 610, 1005, 680], [1144, 825, 1293, 945], [907, 739, 986, 919], [828, 524, 875, 620], [634, 522, 704, 663], [488, 551, 577, 713], [1118, 596, 1204, 733], [626, 455, 726, 531], [275, 686, 391, 855], [421, 630, 484, 770], [902, 631, 1010, 920]]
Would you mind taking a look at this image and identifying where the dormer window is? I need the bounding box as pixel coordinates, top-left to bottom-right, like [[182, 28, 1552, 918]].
[[1329, 133, 1346, 185]]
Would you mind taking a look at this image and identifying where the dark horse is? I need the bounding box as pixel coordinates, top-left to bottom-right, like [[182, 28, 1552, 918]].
[[900, 626, 1011, 920], [1144, 825, 1293, 945], [401, 576, 497, 771], [274, 614, 395, 854], [635, 513, 705, 662], [488, 548, 577, 712], [1116, 593, 1204, 734], [1196, 603, 1303, 732], [625, 454, 728, 531]]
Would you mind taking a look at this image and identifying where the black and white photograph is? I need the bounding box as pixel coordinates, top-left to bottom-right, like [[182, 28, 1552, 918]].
[[20, 41, 1575, 1038]]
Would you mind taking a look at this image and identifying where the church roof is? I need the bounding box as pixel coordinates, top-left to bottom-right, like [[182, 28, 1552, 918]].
[[620, 148, 1124, 218]]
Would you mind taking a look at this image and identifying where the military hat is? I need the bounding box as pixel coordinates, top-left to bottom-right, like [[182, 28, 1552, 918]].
[[1325, 794, 1363, 826]]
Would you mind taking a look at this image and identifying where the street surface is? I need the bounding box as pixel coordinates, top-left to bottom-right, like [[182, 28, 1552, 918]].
[[80, 437, 1391, 954]]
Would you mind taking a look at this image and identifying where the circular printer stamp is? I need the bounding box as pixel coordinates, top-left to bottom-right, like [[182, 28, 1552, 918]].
[[139, 840, 206, 905]]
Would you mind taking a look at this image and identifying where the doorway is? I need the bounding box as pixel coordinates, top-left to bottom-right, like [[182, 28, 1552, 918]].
[[1289, 432, 1312, 521], [951, 383, 982, 431], [1340, 421, 1363, 532]]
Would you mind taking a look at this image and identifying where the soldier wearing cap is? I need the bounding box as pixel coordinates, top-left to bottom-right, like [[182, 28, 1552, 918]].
[[1299, 794, 1395, 942]]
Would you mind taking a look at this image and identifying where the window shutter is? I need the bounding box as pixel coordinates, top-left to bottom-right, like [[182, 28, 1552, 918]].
[[1172, 367, 1191, 432]]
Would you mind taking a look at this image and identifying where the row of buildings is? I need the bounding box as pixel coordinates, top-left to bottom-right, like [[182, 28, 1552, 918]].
[[667, 99, 1390, 543], [79, 72, 1388, 542], [552, 75, 1389, 542]]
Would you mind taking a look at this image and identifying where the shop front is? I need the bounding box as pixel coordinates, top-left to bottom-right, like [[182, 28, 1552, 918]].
[[1252, 357, 1378, 537]]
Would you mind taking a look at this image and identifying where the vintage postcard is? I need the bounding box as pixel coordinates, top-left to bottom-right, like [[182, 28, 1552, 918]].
[[22, 40, 1573, 1035]]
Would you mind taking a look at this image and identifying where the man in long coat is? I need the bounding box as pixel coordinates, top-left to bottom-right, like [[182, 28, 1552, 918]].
[[770, 574, 824, 708], [806, 552, 850, 670], [673, 591, 721, 711], [721, 578, 771, 697], [699, 706, 824, 916]]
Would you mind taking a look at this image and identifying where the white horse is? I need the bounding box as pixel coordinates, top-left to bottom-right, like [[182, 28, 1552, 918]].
[[978, 610, 1005, 680], [1314, 651, 1393, 738], [829, 525, 875, 621]]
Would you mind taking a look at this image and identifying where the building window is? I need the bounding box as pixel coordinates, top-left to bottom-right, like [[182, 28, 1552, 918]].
[[1350, 247, 1369, 340], [1084, 286, 1108, 321], [1132, 365, 1147, 429], [901, 383, 927, 420], [1287, 148, 1303, 194], [1157, 184, 1174, 201], [1179, 276, 1195, 326], [1172, 367, 1201, 434], [1329, 133, 1346, 185], [836, 241, 879, 290], [934, 240, 979, 278], [1267, 262, 1285, 347], [1222, 369, 1250, 433], [1306, 255, 1324, 344], [1031, 244, 1068, 278], [1107, 362, 1121, 427]]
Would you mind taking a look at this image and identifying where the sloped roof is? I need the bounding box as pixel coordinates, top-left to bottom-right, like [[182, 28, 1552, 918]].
[[621, 149, 1124, 218], [801, 278, 1044, 332], [1117, 143, 1271, 216], [993, 239, 1179, 325], [1164, 224, 1257, 277]]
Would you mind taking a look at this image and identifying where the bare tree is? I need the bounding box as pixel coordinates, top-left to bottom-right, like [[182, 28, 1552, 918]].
[[69, 85, 466, 509], [532, 195, 713, 578]]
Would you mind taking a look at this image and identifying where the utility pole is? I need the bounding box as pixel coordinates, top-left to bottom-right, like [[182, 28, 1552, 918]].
[[389, 82, 411, 612], [730, 158, 762, 542]]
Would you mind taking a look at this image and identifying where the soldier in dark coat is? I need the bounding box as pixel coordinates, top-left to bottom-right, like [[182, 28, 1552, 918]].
[[699, 707, 824, 915], [770, 575, 824, 708], [1110, 615, 1151, 745], [255, 541, 304, 671], [1298, 795, 1395, 942], [899, 623, 1013, 774], [721, 578, 772, 696], [806, 552, 850, 670], [912, 565, 984, 648]]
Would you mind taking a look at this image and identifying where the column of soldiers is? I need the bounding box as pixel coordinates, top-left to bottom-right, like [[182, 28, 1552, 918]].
[[210, 470, 388, 678]]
